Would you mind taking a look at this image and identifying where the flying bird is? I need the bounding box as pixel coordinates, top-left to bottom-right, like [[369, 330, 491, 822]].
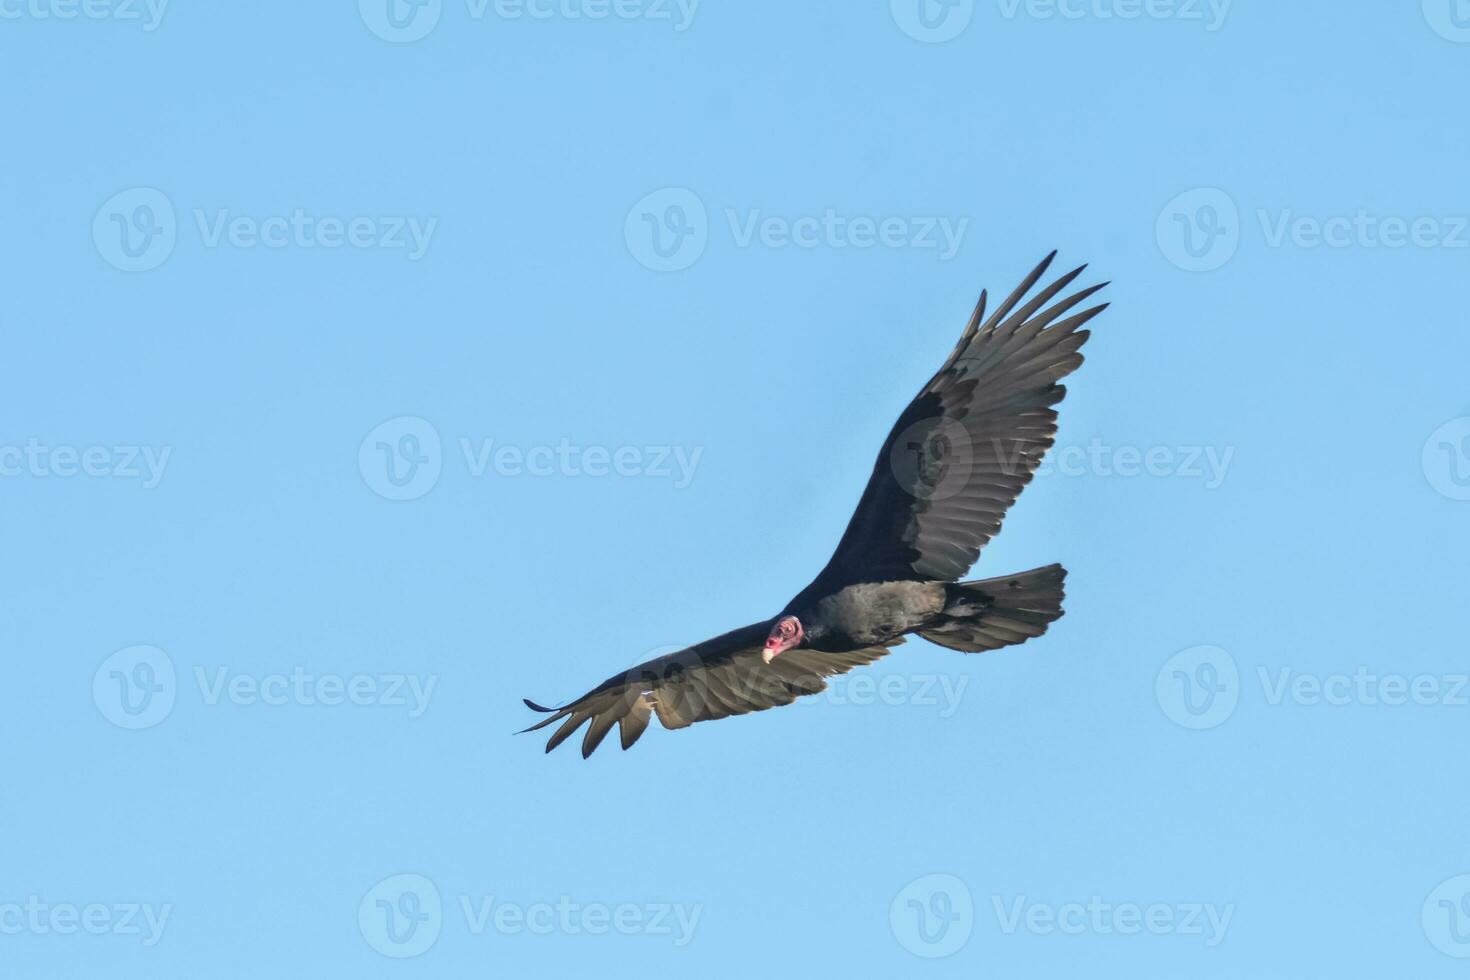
[[523, 252, 1107, 757]]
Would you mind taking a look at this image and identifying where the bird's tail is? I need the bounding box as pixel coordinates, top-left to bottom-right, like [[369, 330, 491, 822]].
[[917, 563, 1066, 653]]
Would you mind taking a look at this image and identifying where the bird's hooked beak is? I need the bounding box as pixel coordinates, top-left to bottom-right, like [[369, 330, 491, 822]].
[[763, 616, 803, 663]]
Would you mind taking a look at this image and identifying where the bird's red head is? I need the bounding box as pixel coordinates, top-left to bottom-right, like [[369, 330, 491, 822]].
[[763, 615, 803, 663]]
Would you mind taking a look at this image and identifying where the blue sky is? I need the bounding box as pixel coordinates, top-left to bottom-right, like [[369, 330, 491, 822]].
[[3, 1, 1470, 976]]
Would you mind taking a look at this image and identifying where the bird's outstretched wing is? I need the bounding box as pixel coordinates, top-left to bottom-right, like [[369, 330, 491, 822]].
[[521, 623, 902, 757], [798, 252, 1107, 595]]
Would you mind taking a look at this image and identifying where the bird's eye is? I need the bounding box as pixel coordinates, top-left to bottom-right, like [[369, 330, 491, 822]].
[[783, 622, 795, 636]]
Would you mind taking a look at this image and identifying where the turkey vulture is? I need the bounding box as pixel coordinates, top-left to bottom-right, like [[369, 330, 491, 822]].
[[523, 252, 1107, 757]]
